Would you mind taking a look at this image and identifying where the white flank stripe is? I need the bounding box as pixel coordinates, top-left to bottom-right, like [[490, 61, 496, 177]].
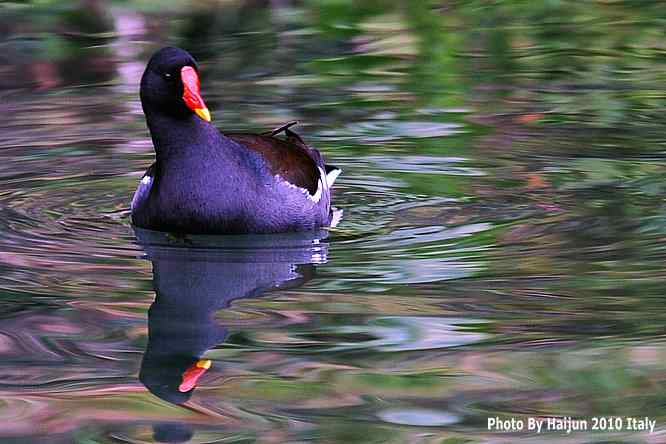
[[326, 169, 341, 188], [276, 174, 323, 203], [131, 175, 153, 211]]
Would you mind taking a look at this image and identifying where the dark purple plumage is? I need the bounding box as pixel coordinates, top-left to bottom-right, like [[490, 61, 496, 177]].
[[131, 47, 341, 234]]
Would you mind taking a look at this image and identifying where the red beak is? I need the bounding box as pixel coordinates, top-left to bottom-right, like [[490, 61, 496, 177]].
[[181, 66, 211, 122], [178, 359, 211, 393]]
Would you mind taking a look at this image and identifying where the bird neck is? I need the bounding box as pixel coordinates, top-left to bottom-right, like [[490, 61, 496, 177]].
[[144, 110, 221, 166]]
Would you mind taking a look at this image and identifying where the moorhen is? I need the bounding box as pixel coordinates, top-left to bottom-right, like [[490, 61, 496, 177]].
[[131, 47, 341, 234]]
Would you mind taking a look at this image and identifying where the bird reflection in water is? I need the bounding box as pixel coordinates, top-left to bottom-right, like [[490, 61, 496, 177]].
[[134, 228, 329, 442]]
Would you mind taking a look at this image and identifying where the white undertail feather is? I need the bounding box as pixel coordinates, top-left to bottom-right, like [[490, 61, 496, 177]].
[[330, 208, 343, 227], [326, 168, 341, 188]]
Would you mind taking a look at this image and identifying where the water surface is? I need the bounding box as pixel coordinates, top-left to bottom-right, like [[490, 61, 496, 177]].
[[0, 2, 665, 443]]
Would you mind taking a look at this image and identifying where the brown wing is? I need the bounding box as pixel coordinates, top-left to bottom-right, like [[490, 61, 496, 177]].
[[226, 130, 320, 195]]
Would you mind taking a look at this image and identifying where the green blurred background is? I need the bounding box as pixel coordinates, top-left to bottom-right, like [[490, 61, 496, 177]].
[[0, 1, 665, 443]]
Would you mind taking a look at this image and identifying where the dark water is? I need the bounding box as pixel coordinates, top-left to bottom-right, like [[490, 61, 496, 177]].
[[1, 1, 665, 443]]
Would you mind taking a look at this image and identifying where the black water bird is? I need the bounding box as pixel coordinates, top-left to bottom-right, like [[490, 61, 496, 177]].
[[131, 47, 341, 234]]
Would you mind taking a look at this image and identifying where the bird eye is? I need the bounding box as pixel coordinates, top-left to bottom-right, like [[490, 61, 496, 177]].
[[163, 72, 173, 80]]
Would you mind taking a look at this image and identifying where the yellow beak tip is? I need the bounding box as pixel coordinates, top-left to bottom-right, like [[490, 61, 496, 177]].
[[195, 107, 211, 122], [196, 359, 212, 369]]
